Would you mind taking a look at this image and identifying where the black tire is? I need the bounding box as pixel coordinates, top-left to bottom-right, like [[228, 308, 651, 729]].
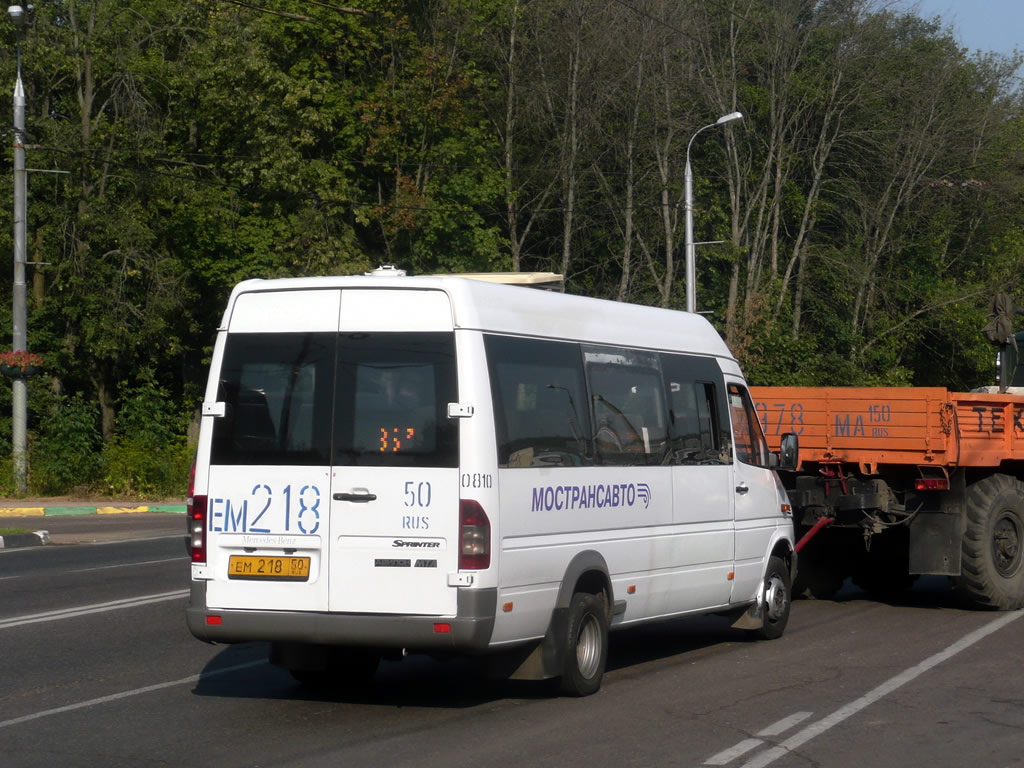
[[752, 555, 791, 640], [956, 474, 1024, 610], [558, 592, 608, 697]]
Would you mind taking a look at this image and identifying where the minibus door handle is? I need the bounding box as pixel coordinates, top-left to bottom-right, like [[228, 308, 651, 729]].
[[334, 492, 377, 503], [735, 483, 749, 495]]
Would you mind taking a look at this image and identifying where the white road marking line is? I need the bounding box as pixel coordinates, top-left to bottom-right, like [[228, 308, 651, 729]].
[[704, 712, 814, 764], [738, 610, 1024, 768], [756, 711, 813, 737], [66, 556, 188, 573], [75, 534, 187, 546], [0, 660, 265, 729], [0, 534, 185, 553], [0, 590, 188, 629], [706, 739, 763, 766]]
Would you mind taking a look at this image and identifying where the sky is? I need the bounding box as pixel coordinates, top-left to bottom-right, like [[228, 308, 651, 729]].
[[893, 0, 1023, 58]]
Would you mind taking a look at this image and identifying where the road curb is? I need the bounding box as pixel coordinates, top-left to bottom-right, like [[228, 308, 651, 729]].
[[0, 530, 50, 549], [0, 504, 187, 517]]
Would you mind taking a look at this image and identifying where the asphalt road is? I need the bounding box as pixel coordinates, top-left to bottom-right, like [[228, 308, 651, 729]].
[[1, 518, 1022, 768]]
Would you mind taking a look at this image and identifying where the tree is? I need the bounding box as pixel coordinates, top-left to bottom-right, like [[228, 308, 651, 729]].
[[22, 1, 199, 438]]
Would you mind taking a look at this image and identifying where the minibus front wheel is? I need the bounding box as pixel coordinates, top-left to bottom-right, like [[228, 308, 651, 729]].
[[754, 555, 792, 640]]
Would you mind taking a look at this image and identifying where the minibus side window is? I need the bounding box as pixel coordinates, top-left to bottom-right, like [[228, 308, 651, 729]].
[[333, 332, 458, 468], [660, 353, 730, 465], [211, 332, 334, 466], [484, 335, 592, 468], [583, 347, 668, 467], [727, 382, 770, 467]]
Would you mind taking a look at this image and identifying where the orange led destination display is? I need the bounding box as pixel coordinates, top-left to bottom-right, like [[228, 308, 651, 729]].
[[380, 426, 417, 453]]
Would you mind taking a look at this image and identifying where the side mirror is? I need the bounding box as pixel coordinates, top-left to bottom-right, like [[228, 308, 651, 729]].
[[775, 432, 799, 471]]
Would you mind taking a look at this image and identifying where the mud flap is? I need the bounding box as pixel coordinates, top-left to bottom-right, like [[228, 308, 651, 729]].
[[909, 469, 965, 576], [490, 606, 569, 681], [730, 590, 764, 631]]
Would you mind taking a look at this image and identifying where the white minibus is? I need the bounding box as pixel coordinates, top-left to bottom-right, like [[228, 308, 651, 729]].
[[187, 268, 798, 696]]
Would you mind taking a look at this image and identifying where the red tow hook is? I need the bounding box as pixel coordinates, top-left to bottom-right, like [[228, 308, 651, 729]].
[[794, 516, 833, 553]]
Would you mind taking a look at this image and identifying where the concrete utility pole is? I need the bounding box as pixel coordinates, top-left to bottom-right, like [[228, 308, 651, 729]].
[[9, 4, 28, 494], [684, 111, 743, 314]]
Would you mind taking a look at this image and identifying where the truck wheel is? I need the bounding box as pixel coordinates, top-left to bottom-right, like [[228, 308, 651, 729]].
[[752, 555, 791, 640], [558, 592, 608, 697], [957, 474, 1024, 610]]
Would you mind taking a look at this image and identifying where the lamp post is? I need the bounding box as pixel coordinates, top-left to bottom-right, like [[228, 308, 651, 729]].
[[684, 111, 743, 314], [9, 4, 29, 493]]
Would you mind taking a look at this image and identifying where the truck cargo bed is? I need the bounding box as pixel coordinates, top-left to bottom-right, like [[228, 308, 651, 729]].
[[749, 386, 1024, 471]]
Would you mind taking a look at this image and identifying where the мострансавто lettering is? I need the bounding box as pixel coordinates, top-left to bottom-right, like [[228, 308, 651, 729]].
[[531, 482, 651, 512]]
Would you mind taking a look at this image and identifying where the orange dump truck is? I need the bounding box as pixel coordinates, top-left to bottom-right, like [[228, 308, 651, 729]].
[[749, 386, 1024, 610]]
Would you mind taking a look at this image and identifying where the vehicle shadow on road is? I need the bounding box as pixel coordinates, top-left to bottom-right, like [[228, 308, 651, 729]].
[[605, 613, 755, 673], [809, 574, 978, 611], [189, 614, 756, 707], [189, 578, 985, 708], [191, 644, 554, 707]]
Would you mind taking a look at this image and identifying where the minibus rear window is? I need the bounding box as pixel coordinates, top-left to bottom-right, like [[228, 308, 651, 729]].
[[332, 332, 458, 467], [211, 333, 335, 466]]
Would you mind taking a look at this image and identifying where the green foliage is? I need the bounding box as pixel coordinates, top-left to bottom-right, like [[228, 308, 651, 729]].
[[99, 372, 192, 498], [100, 436, 192, 499], [0, 456, 15, 497], [29, 394, 102, 495], [741, 333, 824, 388]]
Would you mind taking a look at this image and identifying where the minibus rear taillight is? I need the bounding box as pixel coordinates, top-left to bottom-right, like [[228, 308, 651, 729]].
[[190, 495, 208, 563], [187, 462, 208, 564], [459, 499, 490, 570]]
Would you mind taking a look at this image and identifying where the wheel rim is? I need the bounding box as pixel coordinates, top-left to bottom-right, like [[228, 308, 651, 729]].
[[575, 613, 602, 679], [764, 574, 788, 623], [992, 510, 1023, 578]]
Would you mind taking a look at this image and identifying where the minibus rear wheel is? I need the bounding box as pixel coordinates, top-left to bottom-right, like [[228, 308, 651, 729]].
[[558, 592, 608, 697]]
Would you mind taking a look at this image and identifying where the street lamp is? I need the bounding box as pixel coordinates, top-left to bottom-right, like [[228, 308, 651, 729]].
[[9, 4, 29, 493], [684, 111, 743, 313]]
